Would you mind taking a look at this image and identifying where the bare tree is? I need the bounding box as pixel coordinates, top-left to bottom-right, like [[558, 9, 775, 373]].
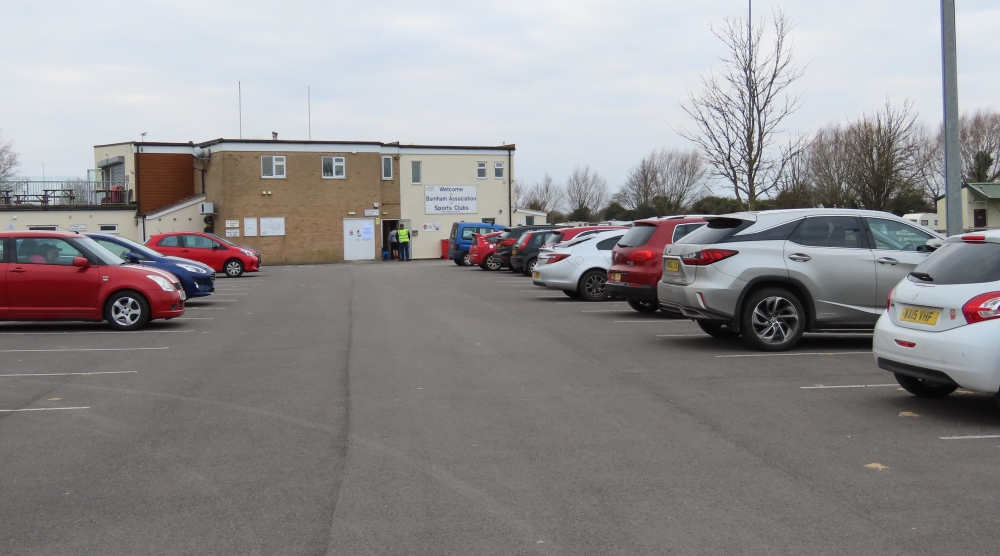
[[842, 101, 929, 212], [522, 173, 565, 213], [512, 178, 529, 210], [564, 165, 610, 220], [0, 130, 20, 182], [617, 156, 658, 210], [654, 149, 707, 213], [677, 9, 804, 209], [807, 126, 857, 208], [959, 109, 1000, 182]]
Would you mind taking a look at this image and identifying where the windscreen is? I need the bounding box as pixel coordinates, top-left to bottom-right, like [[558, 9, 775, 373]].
[[677, 218, 752, 245], [207, 233, 237, 246], [110, 236, 165, 258], [908, 242, 1000, 285], [617, 224, 657, 247], [73, 236, 125, 266]]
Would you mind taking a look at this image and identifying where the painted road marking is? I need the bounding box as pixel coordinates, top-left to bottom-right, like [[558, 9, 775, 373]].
[[0, 407, 90, 412], [940, 434, 1000, 440], [0, 370, 138, 377], [800, 384, 896, 389], [0, 347, 169, 353], [716, 351, 872, 358]]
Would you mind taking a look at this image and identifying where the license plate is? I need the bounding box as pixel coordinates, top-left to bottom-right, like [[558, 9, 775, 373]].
[[512, 249, 518, 255], [899, 307, 939, 325], [532, 272, 540, 279], [179, 290, 187, 301], [665, 259, 680, 272], [610, 272, 621, 282]]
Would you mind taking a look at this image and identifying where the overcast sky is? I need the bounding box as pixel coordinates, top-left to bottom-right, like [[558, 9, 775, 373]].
[[2, 0, 998, 191]]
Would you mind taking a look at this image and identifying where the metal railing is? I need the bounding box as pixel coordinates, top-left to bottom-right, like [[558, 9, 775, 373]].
[[0, 180, 135, 207]]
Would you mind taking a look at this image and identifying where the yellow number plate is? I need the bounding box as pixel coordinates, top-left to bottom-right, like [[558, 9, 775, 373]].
[[899, 307, 940, 325], [532, 272, 540, 279], [665, 259, 680, 272], [610, 273, 621, 282]]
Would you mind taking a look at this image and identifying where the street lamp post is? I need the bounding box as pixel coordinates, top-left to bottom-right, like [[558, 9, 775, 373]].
[[942, 0, 962, 235]]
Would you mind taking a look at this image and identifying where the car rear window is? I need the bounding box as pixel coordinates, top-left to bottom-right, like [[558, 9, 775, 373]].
[[908, 242, 1000, 285], [677, 218, 752, 244], [545, 232, 565, 245], [618, 224, 657, 247], [672, 223, 706, 242], [157, 235, 180, 247], [450, 223, 459, 240]]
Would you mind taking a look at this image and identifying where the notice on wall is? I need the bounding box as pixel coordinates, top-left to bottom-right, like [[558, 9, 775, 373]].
[[244, 217, 258, 237], [364, 209, 379, 217], [226, 229, 240, 237], [361, 221, 374, 240], [425, 185, 477, 214], [69, 224, 87, 232], [225, 220, 239, 228], [260, 217, 285, 237]]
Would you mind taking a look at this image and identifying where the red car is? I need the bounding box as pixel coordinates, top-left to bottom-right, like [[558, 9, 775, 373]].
[[469, 231, 503, 270], [0, 231, 186, 330], [606, 216, 707, 313], [147, 232, 260, 277], [542, 225, 629, 247]]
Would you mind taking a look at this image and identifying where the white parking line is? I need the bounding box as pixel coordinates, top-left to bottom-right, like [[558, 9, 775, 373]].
[[799, 384, 896, 389], [0, 370, 138, 377], [715, 351, 872, 358], [0, 406, 90, 412], [0, 347, 169, 353], [940, 434, 1000, 440]]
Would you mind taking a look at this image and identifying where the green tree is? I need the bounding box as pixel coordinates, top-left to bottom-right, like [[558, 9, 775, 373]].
[[691, 196, 744, 214]]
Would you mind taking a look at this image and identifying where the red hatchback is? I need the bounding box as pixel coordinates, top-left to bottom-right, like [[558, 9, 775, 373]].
[[606, 216, 706, 313], [469, 231, 503, 270], [147, 232, 260, 277], [0, 231, 186, 330]]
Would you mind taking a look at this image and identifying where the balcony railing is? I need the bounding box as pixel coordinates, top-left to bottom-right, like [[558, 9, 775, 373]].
[[0, 180, 135, 208]]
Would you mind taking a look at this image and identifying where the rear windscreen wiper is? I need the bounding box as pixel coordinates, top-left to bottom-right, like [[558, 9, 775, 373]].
[[909, 271, 934, 282]]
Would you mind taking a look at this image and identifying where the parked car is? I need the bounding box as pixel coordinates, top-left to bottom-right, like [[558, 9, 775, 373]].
[[469, 231, 504, 270], [658, 209, 944, 351], [147, 232, 260, 277], [448, 222, 506, 266], [205, 233, 263, 266], [533, 229, 626, 301], [606, 216, 707, 313], [0, 231, 186, 330], [511, 228, 565, 275], [541, 225, 629, 247], [495, 225, 557, 270], [874, 231, 1000, 401], [87, 233, 216, 299]]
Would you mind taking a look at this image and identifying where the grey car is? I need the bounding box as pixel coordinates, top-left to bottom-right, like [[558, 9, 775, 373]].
[[657, 209, 944, 351]]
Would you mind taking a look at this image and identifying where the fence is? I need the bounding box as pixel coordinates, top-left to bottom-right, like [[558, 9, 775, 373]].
[[0, 180, 135, 207]]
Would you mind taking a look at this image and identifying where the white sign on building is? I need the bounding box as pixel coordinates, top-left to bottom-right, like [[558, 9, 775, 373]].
[[260, 217, 286, 237], [425, 185, 477, 214], [244, 217, 258, 237]]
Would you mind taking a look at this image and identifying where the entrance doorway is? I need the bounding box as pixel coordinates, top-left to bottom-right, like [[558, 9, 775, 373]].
[[974, 209, 987, 229], [343, 218, 376, 260], [381, 219, 399, 260]]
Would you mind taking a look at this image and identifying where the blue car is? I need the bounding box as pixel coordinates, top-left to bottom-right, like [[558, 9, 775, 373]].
[[87, 233, 216, 298], [448, 222, 506, 266]]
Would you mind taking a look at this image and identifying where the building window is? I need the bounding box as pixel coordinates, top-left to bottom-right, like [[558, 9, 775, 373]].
[[411, 161, 422, 184], [28, 225, 57, 231], [526, 216, 535, 225], [322, 156, 346, 179], [477, 162, 487, 179], [99, 224, 119, 233], [494, 162, 504, 179], [262, 156, 286, 178], [382, 156, 393, 180], [481, 217, 495, 224]]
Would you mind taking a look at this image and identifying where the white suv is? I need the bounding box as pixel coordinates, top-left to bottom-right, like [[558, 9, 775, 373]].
[[657, 209, 944, 351]]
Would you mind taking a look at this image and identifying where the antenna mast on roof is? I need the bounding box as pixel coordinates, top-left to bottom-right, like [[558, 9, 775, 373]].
[[239, 81, 243, 139], [308, 86, 312, 141]]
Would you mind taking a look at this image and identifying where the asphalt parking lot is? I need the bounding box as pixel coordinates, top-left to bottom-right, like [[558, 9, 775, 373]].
[[2, 261, 1000, 555]]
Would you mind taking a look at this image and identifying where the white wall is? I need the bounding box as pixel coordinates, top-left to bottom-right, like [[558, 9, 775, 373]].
[[140, 198, 206, 242], [0, 210, 139, 240], [398, 151, 514, 259]]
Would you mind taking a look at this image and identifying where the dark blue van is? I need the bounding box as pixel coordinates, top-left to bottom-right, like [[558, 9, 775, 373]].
[[448, 222, 505, 266]]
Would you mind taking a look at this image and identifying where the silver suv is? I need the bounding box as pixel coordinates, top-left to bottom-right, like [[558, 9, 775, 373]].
[[657, 209, 944, 351]]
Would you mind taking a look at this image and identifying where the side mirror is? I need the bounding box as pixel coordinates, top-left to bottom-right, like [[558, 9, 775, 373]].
[[72, 256, 90, 268], [123, 252, 141, 264], [925, 238, 944, 252]]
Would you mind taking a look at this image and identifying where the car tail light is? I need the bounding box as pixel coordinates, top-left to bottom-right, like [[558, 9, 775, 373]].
[[544, 253, 570, 263], [628, 249, 656, 263], [962, 235, 986, 243], [887, 286, 896, 311], [680, 249, 738, 266], [501, 238, 516, 246], [962, 291, 1000, 324], [894, 340, 916, 348]]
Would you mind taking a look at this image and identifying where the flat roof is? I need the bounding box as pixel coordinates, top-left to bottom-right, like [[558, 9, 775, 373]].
[[96, 139, 514, 151]]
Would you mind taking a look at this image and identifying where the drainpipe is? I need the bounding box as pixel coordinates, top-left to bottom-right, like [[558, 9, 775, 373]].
[[508, 148, 513, 226]]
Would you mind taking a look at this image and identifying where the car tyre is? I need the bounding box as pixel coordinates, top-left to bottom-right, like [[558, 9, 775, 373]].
[[578, 269, 609, 302], [627, 299, 659, 314], [563, 290, 581, 299], [522, 258, 538, 276], [740, 287, 805, 351], [484, 255, 503, 271], [697, 320, 740, 338], [224, 258, 245, 278], [454, 259, 465, 266], [461, 252, 472, 266], [105, 290, 151, 331], [894, 373, 958, 399]]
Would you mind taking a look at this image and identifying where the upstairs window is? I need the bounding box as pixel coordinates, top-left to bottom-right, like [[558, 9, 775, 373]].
[[477, 162, 487, 179], [262, 155, 286, 178], [411, 161, 422, 184], [322, 156, 346, 179], [494, 161, 504, 179], [382, 156, 393, 179]]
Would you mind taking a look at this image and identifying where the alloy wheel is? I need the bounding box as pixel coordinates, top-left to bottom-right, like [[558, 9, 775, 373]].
[[226, 262, 242, 276], [111, 297, 143, 327], [462, 252, 472, 266], [750, 296, 799, 345], [485, 256, 502, 270], [584, 274, 606, 298]]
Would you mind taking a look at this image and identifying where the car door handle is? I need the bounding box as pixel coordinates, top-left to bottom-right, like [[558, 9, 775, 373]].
[[9, 267, 26, 273], [788, 254, 812, 262], [876, 257, 899, 265]]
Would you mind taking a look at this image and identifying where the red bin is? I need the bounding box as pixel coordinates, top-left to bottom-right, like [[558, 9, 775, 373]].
[[440, 239, 449, 259]]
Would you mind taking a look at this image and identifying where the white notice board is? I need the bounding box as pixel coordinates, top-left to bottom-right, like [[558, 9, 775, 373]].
[[225, 229, 239, 237], [244, 217, 258, 237], [260, 217, 286, 237], [225, 220, 239, 228]]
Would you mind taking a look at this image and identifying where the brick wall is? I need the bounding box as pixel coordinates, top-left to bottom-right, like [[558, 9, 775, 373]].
[[137, 153, 196, 214]]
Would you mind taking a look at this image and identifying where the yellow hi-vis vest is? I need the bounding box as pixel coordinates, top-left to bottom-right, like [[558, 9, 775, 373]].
[[397, 228, 410, 242]]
